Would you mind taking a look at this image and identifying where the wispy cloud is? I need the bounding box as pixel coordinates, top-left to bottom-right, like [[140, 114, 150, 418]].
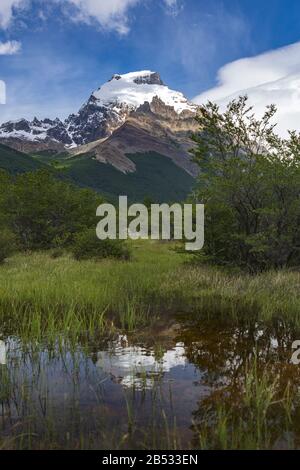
[[194, 41, 300, 136], [0, 44, 86, 122], [152, 5, 249, 94], [0, 0, 178, 35], [0, 40, 21, 55], [163, 0, 181, 16], [0, 0, 26, 29], [62, 0, 141, 35]]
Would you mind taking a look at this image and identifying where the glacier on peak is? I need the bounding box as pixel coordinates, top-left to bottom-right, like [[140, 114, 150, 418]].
[[0, 71, 198, 148], [91, 70, 197, 115]]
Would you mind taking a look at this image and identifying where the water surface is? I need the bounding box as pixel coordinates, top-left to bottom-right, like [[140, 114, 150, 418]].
[[0, 316, 299, 449]]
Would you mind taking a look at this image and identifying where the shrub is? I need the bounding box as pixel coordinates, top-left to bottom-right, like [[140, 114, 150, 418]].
[[2, 170, 104, 250], [192, 96, 300, 272], [72, 229, 131, 261], [50, 248, 64, 259], [0, 228, 16, 263]]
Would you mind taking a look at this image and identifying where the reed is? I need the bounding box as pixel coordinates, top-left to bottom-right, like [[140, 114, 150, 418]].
[[1, 241, 300, 342]]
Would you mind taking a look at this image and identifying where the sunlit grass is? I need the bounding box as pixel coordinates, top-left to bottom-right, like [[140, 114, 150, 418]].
[[1, 241, 300, 450], [0, 241, 187, 340], [1, 240, 300, 341]]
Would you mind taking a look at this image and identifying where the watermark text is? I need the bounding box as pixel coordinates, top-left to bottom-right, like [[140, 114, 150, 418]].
[[96, 196, 204, 251]]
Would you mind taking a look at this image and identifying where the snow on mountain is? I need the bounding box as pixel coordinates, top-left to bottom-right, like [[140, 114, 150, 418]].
[[0, 117, 73, 146], [92, 71, 197, 114], [96, 334, 186, 390], [0, 71, 198, 149], [65, 71, 197, 145]]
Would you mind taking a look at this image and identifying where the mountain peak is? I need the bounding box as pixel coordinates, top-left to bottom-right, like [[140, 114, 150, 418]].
[[109, 71, 165, 86], [0, 70, 198, 149], [91, 70, 196, 115]]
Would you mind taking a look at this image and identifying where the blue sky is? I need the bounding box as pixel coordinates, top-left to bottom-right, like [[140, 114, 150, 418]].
[[1, 0, 300, 125]]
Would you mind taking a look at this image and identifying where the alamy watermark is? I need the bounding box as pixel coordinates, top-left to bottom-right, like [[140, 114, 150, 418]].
[[96, 196, 204, 251], [291, 341, 300, 365], [0, 80, 6, 105]]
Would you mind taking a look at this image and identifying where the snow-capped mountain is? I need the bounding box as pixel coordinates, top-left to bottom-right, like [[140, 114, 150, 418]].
[[66, 71, 197, 146], [0, 71, 199, 175], [91, 70, 196, 114], [0, 117, 73, 149], [0, 71, 197, 148]]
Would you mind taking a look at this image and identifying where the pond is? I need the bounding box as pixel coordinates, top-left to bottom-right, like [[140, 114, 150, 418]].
[[0, 316, 299, 449]]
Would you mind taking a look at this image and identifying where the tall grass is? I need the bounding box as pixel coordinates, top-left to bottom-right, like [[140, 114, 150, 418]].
[[0, 242, 186, 340], [196, 358, 294, 450], [1, 241, 300, 341]]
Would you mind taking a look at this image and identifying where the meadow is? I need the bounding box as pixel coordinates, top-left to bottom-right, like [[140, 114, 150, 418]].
[[1, 241, 300, 450], [1, 241, 300, 340]]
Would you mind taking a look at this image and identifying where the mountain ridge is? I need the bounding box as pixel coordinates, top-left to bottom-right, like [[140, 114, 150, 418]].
[[0, 71, 199, 176]]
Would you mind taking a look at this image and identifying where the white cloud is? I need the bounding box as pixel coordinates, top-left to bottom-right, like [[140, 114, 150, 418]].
[[0, 0, 26, 28], [194, 41, 300, 137], [0, 0, 179, 34], [163, 0, 177, 8], [163, 0, 181, 16], [62, 0, 141, 34], [0, 40, 21, 55], [163, 0, 178, 9], [0, 0, 140, 33]]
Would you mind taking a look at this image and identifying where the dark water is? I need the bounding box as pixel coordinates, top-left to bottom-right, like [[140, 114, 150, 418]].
[[0, 316, 299, 449]]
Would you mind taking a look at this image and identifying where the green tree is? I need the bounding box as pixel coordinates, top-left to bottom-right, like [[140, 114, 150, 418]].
[[191, 96, 300, 271], [0, 228, 16, 263], [3, 170, 104, 250], [72, 228, 131, 261], [0, 170, 12, 226]]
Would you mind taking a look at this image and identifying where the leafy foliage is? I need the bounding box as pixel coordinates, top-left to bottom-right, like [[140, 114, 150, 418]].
[[65, 152, 194, 203], [72, 228, 131, 261], [0, 228, 16, 264], [0, 143, 45, 174], [1, 169, 104, 250], [192, 96, 300, 271]]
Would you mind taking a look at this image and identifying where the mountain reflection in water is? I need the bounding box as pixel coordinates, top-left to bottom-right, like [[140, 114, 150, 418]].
[[0, 317, 299, 449], [96, 335, 187, 389]]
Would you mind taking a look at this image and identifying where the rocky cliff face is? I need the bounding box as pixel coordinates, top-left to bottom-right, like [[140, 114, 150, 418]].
[[65, 70, 198, 147], [0, 71, 199, 174], [0, 117, 70, 152]]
